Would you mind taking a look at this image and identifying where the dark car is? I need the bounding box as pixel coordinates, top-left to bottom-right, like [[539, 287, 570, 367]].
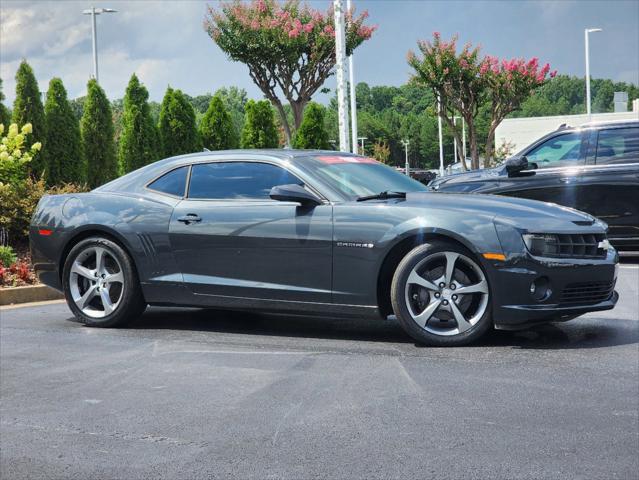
[[30, 150, 618, 346], [430, 120, 639, 253]]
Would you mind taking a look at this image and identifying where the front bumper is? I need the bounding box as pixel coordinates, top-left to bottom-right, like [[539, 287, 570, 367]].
[[485, 249, 619, 329]]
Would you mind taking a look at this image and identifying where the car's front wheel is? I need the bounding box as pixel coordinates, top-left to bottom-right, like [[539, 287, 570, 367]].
[[62, 237, 146, 327], [391, 241, 492, 346]]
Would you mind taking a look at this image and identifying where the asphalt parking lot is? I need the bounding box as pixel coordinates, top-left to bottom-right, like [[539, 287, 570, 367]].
[[1, 264, 638, 480]]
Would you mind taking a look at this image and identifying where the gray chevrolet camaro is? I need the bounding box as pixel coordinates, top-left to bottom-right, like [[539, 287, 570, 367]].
[[30, 150, 619, 346]]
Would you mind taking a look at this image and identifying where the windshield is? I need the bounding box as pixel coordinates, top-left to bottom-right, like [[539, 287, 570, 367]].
[[297, 155, 427, 200]]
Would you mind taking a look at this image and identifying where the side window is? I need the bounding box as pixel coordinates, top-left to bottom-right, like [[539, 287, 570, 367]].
[[596, 127, 639, 164], [525, 132, 583, 169], [147, 166, 189, 197], [188, 162, 303, 200]]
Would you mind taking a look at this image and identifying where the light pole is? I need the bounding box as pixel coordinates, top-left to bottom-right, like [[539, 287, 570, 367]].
[[358, 136, 368, 155], [585, 27, 602, 118], [453, 116, 458, 163], [82, 7, 117, 84], [347, 0, 358, 154], [333, 0, 350, 152], [401, 139, 410, 176], [437, 96, 444, 176]]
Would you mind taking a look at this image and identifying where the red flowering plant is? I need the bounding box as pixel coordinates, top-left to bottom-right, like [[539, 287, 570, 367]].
[[204, 0, 376, 145], [481, 56, 556, 163]]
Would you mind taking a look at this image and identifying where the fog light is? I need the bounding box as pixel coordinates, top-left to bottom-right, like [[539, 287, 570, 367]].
[[530, 276, 551, 302]]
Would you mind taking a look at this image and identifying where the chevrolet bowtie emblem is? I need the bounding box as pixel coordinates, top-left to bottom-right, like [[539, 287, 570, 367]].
[[598, 239, 611, 250]]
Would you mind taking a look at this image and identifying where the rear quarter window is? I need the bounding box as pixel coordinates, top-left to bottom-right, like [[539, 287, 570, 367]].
[[147, 166, 189, 197], [595, 127, 639, 164]]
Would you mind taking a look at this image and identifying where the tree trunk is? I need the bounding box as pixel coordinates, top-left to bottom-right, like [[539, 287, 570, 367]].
[[269, 98, 293, 147], [441, 112, 468, 171], [467, 120, 480, 170]]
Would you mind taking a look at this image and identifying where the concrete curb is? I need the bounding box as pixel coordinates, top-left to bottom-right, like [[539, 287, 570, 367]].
[[0, 285, 64, 306]]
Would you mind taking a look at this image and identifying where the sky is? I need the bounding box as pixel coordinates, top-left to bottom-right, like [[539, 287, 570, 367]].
[[1, 0, 638, 105]]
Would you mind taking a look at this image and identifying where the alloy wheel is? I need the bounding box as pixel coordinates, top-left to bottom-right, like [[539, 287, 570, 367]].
[[404, 251, 489, 336], [69, 246, 124, 318]]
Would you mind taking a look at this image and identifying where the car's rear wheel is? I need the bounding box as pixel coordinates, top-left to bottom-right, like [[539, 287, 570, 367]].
[[62, 237, 146, 327], [391, 241, 492, 346]]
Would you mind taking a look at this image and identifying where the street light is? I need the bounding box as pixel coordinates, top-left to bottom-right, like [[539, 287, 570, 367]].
[[347, 0, 358, 154], [585, 27, 602, 118], [401, 139, 410, 176], [437, 96, 444, 176], [82, 7, 117, 84], [333, 0, 350, 152], [357, 137, 368, 155]]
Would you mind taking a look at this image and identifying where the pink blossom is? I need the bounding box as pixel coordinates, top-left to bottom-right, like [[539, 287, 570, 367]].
[[433, 31, 440, 39], [250, 19, 260, 30], [550, 70, 557, 78], [460, 58, 469, 68], [304, 23, 313, 33], [288, 28, 300, 38], [256, 0, 267, 13]]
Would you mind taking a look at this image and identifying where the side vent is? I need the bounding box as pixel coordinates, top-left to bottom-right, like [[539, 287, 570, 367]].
[[137, 233, 161, 275]]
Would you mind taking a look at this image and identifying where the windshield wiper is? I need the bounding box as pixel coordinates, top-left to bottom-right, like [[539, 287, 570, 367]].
[[356, 191, 407, 202]]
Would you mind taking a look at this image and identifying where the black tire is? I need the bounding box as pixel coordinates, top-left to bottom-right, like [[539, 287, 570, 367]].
[[391, 241, 493, 346], [62, 237, 146, 327]]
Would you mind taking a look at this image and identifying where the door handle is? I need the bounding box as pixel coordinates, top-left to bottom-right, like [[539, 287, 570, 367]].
[[177, 214, 202, 224], [559, 177, 578, 184]]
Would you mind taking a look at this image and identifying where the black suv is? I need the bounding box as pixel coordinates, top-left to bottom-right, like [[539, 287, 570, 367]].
[[430, 120, 639, 253]]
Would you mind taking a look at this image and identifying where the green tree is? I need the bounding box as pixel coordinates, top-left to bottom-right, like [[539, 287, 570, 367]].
[[119, 74, 159, 174], [44, 78, 84, 185], [240, 100, 279, 148], [80, 79, 117, 188], [12, 60, 46, 175], [204, 0, 376, 145], [293, 102, 329, 149], [0, 79, 11, 127], [158, 87, 200, 157], [215, 86, 247, 139], [200, 94, 238, 150]]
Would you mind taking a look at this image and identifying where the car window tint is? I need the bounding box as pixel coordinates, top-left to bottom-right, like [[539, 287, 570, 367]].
[[596, 127, 639, 164], [147, 166, 188, 197], [525, 132, 583, 169], [188, 162, 303, 200]]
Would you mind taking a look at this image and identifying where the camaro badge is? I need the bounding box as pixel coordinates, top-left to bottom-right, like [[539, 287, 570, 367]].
[[336, 242, 374, 249]]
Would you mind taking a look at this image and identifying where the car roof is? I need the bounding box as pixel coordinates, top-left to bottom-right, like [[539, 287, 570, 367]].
[[94, 149, 360, 194]]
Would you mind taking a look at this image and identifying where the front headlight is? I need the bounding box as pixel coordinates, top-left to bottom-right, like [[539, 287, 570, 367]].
[[522, 233, 560, 257]]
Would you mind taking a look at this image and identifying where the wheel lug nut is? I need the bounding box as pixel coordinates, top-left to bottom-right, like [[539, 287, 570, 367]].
[[452, 294, 458, 300], [442, 300, 449, 305], [439, 282, 445, 288], [450, 284, 456, 290], [434, 292, 440, 298]]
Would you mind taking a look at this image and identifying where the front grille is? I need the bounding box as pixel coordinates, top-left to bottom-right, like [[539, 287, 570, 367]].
[[527, 233, 607, 259], [560, 281, 615, 306]]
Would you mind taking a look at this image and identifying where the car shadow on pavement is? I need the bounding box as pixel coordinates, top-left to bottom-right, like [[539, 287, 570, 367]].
[[81, 306, 639, 351]]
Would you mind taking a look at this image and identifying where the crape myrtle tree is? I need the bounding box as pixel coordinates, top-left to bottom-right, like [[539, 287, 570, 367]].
[[81, 79, 117, 188], [240, 99, 279, 148], [158, 87, 200, 157], [0, 79, 11, 128], [12, 61, 46, 175], [408, 33, 555, 169], [200, 94, 238, 150], [204, 0, 376, 146], [408, 33, 485, 170], [119, 74, 160, 174], [481, 56, 555, 163], [44, 78, 84, 184], [293, 102, 329, 149]]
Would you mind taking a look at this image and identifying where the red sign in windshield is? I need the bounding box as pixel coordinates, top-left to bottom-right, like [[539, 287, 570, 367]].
[[316, 155, 379, 165]]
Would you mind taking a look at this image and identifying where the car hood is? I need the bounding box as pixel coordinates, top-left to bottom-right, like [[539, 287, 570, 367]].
[[403, 191, 605, 232], [429, 166, 503, 189]]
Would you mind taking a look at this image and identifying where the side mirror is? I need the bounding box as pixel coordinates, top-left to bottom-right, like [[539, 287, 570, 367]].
[[505, 156, 530, 177], [269, 184, 321, 206]]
